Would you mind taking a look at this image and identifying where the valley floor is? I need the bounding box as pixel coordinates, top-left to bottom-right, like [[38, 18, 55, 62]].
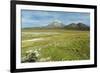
[[21, 29, 90, 63]]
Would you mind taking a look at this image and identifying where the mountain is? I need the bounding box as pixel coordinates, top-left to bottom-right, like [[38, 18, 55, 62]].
[[25, 20, 90, 31], [45, 20, 89, 30], [46, 20, 65, 28], [64, 23, 90, 30]]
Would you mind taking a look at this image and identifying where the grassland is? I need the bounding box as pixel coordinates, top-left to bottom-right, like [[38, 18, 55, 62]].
[[21, 29, 90, 63]]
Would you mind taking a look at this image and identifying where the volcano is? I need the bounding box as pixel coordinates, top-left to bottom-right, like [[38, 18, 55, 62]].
[[46, 20, 65, 28]]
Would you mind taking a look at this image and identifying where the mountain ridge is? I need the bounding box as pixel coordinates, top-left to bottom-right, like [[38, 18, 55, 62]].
[[22, 20, 90, 30]]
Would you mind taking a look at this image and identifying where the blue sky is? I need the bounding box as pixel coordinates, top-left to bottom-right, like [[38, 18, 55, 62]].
[[21, 10, 90, 28]]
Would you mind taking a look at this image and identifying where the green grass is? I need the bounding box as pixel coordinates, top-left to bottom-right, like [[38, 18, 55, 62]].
[[21, 29, 90, 62]]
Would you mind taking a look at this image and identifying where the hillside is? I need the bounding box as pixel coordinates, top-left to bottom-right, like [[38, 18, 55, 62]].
[[46, 20, 65, 28], [64, 23, 90, 30], [22, 20, 90, 30], [45, 20, 89, 30]]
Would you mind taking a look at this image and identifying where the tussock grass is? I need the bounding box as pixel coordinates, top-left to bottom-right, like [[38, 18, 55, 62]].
[[21, 29, 90, 62]]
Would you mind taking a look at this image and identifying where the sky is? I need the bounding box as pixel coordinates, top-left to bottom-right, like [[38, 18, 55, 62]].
[[21, 10, 90, 28]]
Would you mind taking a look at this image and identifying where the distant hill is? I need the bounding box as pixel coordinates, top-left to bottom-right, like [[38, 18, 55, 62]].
[[45, 20, 65, 28], [22, 20, 90, 31], [64, 23, 90, 30], [45, 20, 89, 30]]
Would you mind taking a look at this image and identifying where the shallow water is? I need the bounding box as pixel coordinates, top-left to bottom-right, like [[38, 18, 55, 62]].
[[22, 38, 44, 42], [22, 32, 60, 35]]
